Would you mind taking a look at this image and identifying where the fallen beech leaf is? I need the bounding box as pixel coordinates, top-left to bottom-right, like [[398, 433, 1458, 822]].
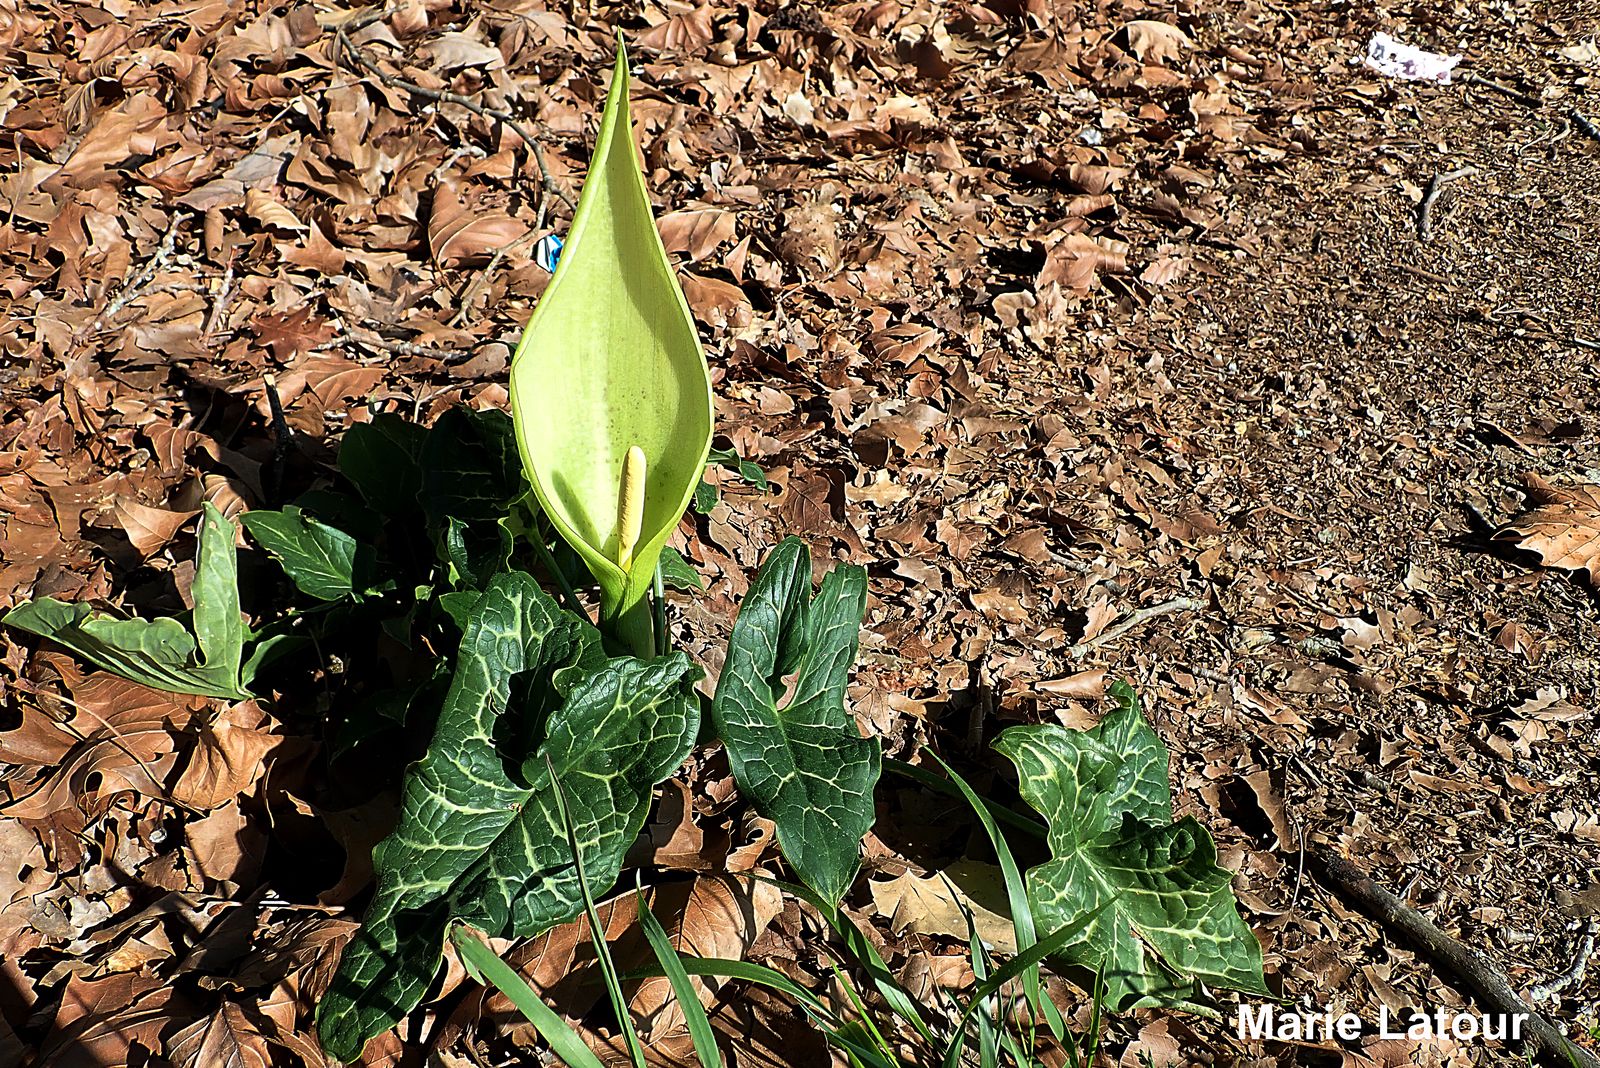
[[658, 208, 737, 263], [113, 499, 198, 558], [1496, 474, 1600, 585], [244, 189, 307, 232], [429, 184, 527, 267], [1121, 20, 1194, 64], [1038, 233, 1128, 293]]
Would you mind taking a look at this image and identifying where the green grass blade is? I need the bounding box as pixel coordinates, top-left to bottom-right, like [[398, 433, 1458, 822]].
[[449, 923, 608, 1068], [755, 875, 936, 1043], [956, 888, 998, 1068], [941, 902, 1112, 1068], [884, 757, 1046, 839], [927, 753, 1062, 1042], [548, 755, 647, 1068], [826, 963, 899, 1064], [628, 955, 899, 1067], [634, 886, 722, 1067]]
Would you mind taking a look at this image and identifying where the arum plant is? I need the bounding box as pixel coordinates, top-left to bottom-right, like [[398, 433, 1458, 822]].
[[509, 41, 713, 657]]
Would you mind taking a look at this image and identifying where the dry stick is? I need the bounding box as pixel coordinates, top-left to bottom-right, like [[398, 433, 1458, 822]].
[[203, 257, 236, 341], [1068, 597, 1202, 658], [85, 220, 184, 336], [1417, 166, 1479, 241], [1316, 853, 1600, 1068], [1530, 922, 1598, 1003], [448, 225, 542, 328], [1463, 72, 1545, 109], [333, 18, 573, 212]]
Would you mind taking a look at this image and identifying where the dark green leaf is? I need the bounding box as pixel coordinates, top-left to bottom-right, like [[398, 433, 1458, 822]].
[[340, 414, 428, 519], [657, 545, 705, 591], [992, 682, 1268, 1012], [241, 506, 360, 601], [419, 408, 525, 531], [2, 504, 249, 699], [707, 446, 769, 492], [693, 478, 718, 514], [316, 571, 699, 1062], [711, 536, 879, 906]]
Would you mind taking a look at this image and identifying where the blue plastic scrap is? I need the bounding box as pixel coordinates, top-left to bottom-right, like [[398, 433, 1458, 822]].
[[535, 233, 563, 273]]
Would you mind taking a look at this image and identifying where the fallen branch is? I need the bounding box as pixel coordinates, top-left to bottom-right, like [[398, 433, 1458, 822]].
[[333, 14, 574, 211], [1315, 852, 1600, 1068], [1069, 597, 1201, 657], [1530, 922, 1597, 1003], [1417, 166, 1479, 241], [85, 219, 184, 335]]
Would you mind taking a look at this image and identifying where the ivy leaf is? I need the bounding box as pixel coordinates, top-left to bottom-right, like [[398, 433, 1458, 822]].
[[711, 536, 879, 906], [992, 682, 1268, 1011], [2, 503, 251, 699], [240, 506, 360, 601], [315, 571, 699, 1062]]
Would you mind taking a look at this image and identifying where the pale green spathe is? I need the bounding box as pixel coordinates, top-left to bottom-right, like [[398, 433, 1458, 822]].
[[510, 41, 713, 650]]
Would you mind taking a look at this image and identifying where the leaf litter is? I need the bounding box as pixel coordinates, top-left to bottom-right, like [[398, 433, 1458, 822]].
[[2, 0, 1600, 1063]]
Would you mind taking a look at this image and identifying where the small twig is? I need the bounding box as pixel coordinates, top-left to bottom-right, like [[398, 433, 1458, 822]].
[[203, 258, 236, 341], [85, 219, 184, 335], [1530, 922, 1597, 1002], [1571, 336, 1600, 352], [336, 331, 467, 362], [1418, 166, 1479, 241], [1462, 72, 1544, 109], [448, 227, 541, 328], [1068, 597, 1202, 658], [1315, 852, 1600, 1068], [334, 16, 573, 210]]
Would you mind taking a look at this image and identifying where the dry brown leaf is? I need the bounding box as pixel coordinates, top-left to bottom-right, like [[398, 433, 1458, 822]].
[[1121, 20, 1194, 64], [172, 702, 279, 808], [428, 183, 527, 267], [658, 208, 737, 263], [244, 189, 306, 232], [868, 860, 1017, 953], [168, 999, 272, 1068], [112, 499, 197, 558], [629, 875, 783, 1043], [1496, 474, 1600, 585]]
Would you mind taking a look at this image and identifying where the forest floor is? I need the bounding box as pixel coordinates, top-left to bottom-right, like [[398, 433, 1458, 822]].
[[2, 0, 1599, 1065]]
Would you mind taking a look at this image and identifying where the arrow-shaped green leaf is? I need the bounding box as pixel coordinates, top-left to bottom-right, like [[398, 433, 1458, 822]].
[[2, 503, 251, 699], [992, 682, 1268, 1011], [316, 570, 699, 1062], [710, 536, 880, 906]]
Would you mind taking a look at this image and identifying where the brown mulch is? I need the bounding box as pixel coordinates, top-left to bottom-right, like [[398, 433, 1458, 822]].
[[2, 0, 1598, 1064]]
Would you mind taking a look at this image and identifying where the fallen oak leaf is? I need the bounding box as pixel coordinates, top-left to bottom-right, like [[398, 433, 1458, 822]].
[[1495, 473, 1600, 586]]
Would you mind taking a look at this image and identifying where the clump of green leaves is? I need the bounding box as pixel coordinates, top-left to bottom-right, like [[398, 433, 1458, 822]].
[[1, 35, 1266, 1068]]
